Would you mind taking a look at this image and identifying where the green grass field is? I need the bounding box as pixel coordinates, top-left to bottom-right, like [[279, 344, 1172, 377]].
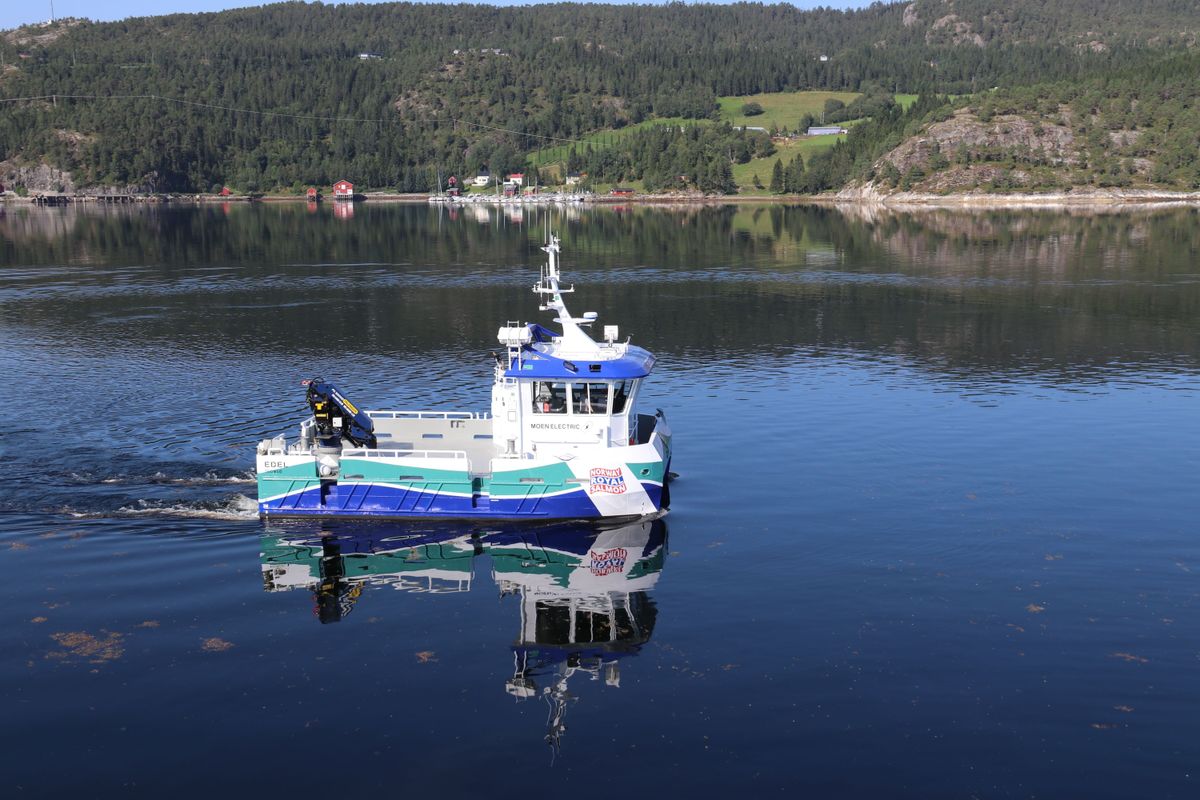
[[526, 90, 908, 192], [731, 134, 845, 193], [533, 91, 865, 168], [530, 117, 697, 166], [718, 90, 861, 131]]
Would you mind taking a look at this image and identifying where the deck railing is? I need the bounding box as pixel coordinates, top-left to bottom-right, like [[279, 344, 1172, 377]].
[[343, 448, 468, 461], [366, 410, 490, 421]]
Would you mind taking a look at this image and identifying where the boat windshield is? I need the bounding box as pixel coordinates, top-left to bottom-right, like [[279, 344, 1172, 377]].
[[532, 381, 569, 414], [572, 382, 610, 415], [612, 380, 633, 414], [531, 381, 618, 415]]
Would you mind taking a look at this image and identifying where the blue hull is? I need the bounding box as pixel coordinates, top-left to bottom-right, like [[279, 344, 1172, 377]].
[[259, 481, 664, 521]]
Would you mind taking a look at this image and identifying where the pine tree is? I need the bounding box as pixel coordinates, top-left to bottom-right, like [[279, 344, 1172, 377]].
[[769, 159, 784, 192], [717, 159, 735, 194], [786, 154, 805, 193]]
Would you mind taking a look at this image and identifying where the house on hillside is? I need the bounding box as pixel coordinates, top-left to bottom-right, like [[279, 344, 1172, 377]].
[[333, 180, 354, 200], [472, 171, 491, 187], [358, 52, 382, 60], [506, 173, 524, 187], [807, 126, 847, 136], [565, 172, 583, 186]]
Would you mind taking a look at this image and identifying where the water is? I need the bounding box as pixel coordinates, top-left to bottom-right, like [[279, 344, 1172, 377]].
[[2, 202, 1198, 797]]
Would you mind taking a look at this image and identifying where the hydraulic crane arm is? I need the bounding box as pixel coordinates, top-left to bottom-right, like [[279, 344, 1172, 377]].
[[304, 378, 378, 449]]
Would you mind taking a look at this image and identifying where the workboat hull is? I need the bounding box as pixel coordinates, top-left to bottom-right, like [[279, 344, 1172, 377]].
[[257, 427, 671, 521]]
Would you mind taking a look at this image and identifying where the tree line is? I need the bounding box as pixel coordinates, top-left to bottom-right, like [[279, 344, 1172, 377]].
[[1, 1, 1198, 192]]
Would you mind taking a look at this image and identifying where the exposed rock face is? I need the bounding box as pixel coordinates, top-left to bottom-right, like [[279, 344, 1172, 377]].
[[0, 159, 159, 195], [1107, 130, 1141, 147], [0, 161, 76, 193], [926, 13, 985, 48], [3, 19, 85, 48], [882, 110, 1077, 168], [868, 109, 1083, 192], [902, 3, 920, 28], [840, 100, 1171, 197]]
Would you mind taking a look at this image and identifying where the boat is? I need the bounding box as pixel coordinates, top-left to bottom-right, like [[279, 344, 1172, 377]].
[[255, 234, 672, 520]]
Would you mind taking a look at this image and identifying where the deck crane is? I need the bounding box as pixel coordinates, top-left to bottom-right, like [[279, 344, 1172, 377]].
[[303, 378, 378, 449]]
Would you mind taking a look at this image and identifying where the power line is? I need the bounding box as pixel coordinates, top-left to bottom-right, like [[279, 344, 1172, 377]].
[[0, 92, 591, 145]]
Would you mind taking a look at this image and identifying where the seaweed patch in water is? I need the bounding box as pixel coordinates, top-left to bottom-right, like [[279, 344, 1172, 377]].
[[47, 631, 126, 664]]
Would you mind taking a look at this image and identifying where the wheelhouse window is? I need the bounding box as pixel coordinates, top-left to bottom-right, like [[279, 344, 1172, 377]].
[[612, 380, 635, 414], [571, 382, 610, 415], [531, 381, 633, 415], [531, 381, 569, 414]]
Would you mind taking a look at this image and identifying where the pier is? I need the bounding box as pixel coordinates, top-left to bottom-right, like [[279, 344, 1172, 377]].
[[28, 194, 174, 205]]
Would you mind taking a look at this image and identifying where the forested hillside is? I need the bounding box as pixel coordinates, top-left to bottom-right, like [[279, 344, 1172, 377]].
[[1, 1, 1199, 194], [835, 51, 1200, 194]]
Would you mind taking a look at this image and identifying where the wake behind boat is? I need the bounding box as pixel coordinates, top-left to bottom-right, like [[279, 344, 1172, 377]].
[[255, 235, 672, 520]]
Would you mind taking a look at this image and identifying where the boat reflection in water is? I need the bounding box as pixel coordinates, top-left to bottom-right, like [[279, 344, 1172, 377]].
[[490, 522, 664, 753], [260, 519, 667, 750]]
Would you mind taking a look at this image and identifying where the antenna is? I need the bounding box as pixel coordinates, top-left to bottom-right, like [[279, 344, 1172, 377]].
[[50, 0, 55, 23]]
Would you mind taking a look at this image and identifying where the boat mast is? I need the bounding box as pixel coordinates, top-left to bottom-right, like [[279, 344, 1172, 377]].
[[533, 235, 598, 353]]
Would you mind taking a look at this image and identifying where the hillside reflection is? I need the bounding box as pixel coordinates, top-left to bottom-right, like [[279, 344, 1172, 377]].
[[2, 203, 1198, 384], [261, 519, 666, 753]]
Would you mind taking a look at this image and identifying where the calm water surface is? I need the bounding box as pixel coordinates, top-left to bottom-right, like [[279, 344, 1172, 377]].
[[2, 202, 1198, 797]]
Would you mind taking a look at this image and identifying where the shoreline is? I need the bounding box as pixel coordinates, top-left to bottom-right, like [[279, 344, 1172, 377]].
[[6, 188, 1200, 209]]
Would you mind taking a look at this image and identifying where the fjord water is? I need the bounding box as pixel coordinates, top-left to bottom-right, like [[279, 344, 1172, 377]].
[[2, 202, 1197, 797]]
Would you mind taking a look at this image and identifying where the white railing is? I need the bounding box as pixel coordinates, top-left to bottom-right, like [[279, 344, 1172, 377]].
[[343, 448, 468, 461], [260, 417, 314, 455], [367, 410, 490, 421]]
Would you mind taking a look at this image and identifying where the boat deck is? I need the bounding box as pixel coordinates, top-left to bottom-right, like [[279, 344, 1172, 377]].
[[367, 412, 499, 471]]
